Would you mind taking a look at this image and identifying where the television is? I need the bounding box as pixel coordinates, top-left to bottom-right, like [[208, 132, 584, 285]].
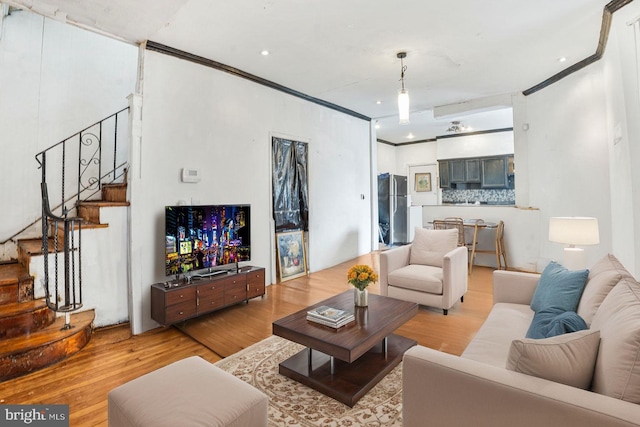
[[165, 204, 251, 276]]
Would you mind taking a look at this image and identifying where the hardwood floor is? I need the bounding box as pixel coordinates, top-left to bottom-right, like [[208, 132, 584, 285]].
[[0, 252, 495, 426]]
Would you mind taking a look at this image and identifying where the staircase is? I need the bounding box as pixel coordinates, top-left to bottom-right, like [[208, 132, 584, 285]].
[[0, 107, 130, 381], [0, 183, 128, 381]]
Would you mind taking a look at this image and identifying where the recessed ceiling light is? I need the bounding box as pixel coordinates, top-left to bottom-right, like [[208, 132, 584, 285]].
[[558, 57, 567, 63], [375, 123, 380, 129], [376, 100, 382, 105], [407, 133, 415, 139], [261, 50, 269, 56]]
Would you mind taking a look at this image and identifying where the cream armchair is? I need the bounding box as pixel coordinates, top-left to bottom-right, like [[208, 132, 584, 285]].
[[379, 228, 468, 315]]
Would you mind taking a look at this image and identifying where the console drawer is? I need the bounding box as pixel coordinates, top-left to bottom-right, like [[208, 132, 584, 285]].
[[166, 286, 196, 306], [197, 283, 224, 299], [198, 287, 224, 312], [224, 281, 247, 305], [165, 300, 197, 323], [246, 269, 265, 299]]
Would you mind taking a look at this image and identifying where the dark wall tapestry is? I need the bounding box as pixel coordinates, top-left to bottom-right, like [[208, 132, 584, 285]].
[[272, 137, 309, 232]]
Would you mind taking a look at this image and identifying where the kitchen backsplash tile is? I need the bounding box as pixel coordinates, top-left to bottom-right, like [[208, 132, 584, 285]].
[[442, 189, 515, 205]]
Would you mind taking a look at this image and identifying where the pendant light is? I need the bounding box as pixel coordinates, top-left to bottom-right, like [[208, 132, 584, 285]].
[[397, 52, 410, 125]]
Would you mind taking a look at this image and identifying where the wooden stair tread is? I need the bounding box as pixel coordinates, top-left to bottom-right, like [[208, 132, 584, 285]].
[[0, 263, 29, 285], [78, 200, 129, 208], [17, 237, 64, 258], [0, 309, 94, 357], [0, 299, 48, 317], [52, 218, 109, 230]]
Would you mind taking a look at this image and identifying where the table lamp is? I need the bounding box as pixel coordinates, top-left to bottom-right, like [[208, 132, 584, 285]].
[[548, 217, 600, 270]]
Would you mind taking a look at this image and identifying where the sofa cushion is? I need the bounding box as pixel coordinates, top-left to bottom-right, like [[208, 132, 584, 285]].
[[577, 254, 634, 326], [507, 329, 600, 389], [530, 261, 589, 313], [590, 278, 640, 404], [388, 264, 443, 294], [525, 308, 588, 339], [409, 228, 458, 268], [461, 303, 534, 368]]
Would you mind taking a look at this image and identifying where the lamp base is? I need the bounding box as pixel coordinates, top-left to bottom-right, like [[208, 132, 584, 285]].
[[563, 247, 586, 271]]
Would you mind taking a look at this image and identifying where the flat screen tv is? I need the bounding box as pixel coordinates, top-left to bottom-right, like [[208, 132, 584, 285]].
[[165, 204, 251, 276]]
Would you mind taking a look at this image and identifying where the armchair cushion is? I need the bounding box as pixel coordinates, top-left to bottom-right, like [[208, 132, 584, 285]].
[[507, 329, 600, 390], [409, 228, 458, 268], [388, 264, 443, 294]]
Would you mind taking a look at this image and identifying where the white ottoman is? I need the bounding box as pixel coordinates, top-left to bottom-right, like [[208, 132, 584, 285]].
[[108, 356, 268, 427]]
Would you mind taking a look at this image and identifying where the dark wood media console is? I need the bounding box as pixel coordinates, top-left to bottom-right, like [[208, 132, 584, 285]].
[[151, 266, 265, 325]]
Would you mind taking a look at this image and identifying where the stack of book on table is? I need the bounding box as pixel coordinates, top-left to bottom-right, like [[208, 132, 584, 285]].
[[306, 305, 355, 328]]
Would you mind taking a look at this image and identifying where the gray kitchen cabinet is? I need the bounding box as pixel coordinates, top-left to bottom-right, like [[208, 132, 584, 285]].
[[439, 161, 450, 188], [450, 160, 466, 183], [465, 159, 481, 182], [481, 157, 508, 188]]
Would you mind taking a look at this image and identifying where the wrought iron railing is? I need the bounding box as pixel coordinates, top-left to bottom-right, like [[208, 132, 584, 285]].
[[34, 107, 129, 327]]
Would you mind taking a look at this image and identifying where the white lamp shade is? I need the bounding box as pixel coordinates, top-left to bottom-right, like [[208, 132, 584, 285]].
[[398, 89, 410, 125], [549, 217, 600, 246]]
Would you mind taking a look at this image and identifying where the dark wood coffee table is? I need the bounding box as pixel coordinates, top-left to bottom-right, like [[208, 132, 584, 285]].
[[272, 290, 418, 406]]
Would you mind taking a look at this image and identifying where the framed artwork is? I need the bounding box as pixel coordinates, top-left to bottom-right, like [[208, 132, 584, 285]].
[[276, 230, 307, 281], [415, 172, 432, 192]]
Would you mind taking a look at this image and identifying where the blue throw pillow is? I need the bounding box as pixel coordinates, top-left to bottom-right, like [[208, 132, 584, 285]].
[[530, 262, 589, 313], [526, 308, 588, 339]]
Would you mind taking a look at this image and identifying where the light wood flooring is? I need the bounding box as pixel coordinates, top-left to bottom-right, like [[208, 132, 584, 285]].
[[0, 252, 495, 426]]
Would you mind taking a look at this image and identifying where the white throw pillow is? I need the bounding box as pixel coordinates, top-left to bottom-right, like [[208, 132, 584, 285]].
[[506, 329, 600, 389], [590, 278, 640, 403], [409, 228, 458, 268]]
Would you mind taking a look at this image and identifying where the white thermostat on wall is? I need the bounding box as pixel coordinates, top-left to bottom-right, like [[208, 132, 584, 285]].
[[181, 168, 201, 183]]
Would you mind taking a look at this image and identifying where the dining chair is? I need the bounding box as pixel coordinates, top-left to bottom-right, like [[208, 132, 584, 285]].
[[432, 217, 465, 247], [467, 220, 508, 274]]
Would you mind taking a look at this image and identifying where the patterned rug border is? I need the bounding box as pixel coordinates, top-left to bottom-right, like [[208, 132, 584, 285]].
[[214, 335, 403, 427]]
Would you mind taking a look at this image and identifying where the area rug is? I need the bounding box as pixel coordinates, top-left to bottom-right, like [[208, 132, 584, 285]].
[[214, 335, 403, 427]]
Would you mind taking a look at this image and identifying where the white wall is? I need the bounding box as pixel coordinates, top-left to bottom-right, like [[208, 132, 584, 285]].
[[437, 131, 514, 160], [376, 141, 397, 174], [0, 9, 137, 326], [0, 9, 138, 258], [397, 142, 439, 205], [601, 4, 640, 275], [129, 50, 373, 334], [520, 64, 612, 269]]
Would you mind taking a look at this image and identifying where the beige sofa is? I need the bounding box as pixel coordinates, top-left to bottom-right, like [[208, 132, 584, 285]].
[[403, 254, 640, 426]]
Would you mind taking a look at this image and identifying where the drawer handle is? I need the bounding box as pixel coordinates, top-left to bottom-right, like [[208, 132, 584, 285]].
[[179, 294, 184, 298], [210, 286, 215, 290], [179, 311, 184, 315]]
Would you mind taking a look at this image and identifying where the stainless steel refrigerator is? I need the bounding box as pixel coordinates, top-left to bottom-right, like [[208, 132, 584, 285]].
[[378, 173, 409, 245]]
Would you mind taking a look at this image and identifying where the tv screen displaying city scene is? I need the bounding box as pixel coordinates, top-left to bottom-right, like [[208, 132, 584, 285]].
[[165, 204, 251, 276]]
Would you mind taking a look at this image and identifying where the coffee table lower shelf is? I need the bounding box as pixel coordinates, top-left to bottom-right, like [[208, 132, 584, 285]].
[[278, 333, 416, 407]]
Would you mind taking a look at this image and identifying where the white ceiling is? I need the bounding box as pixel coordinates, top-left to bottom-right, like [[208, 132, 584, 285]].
[[8, 0, 612, 143]]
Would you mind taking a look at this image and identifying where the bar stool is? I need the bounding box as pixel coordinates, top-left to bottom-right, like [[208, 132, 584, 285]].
[[468, 220, 508, 274]]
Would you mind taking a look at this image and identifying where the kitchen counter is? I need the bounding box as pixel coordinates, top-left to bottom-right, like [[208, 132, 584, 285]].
[[440, 202, 516, 207], [415, 204, 541, 272]]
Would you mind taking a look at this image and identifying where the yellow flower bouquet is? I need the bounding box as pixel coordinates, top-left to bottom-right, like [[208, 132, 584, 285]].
[[347, 264, 379, 291]]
